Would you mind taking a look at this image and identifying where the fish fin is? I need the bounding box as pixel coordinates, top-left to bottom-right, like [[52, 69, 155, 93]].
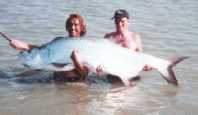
[[120, 77, 131, 87], [15, 69, 42, 77], [161, 56, 189, 86], [51, 63, 67, 67], [121, 77, 141, 87], [108, 72, 136, 87], [46, 64, 75, 71], [170, 56, 189, 66]]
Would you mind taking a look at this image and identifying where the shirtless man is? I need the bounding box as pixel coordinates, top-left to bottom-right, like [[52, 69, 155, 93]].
[[1, 14, 88, 82], [104, 9, 142, 52], [104, 9, 151, 85]]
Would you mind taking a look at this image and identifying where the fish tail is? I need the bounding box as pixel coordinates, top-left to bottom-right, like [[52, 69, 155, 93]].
[[161, 56, 189, 86]]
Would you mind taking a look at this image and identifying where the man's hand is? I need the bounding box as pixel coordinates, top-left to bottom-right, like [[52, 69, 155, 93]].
[[9, 39, 30, 51], [0, 32, 30, 51], [143, 64, 153, 71], [96, 65, 104, 76], [71, 50, 88, 77]]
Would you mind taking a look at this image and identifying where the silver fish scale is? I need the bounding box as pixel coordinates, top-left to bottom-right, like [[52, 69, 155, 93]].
[[18, 37, 170, 81]]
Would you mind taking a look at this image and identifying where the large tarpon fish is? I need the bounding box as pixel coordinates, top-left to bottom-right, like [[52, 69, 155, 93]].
[[18, 37, 187, 86]]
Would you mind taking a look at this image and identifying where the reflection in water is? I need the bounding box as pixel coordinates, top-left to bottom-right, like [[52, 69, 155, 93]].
[[159, 84, 179, 97], [0, 69, 196, 115], [87, 85, 178, 115]]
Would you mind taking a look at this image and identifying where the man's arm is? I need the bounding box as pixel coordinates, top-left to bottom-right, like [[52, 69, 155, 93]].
[[0, 32, 37, 51], [133, 33, 142, 52], [70, 50, 88, 77]]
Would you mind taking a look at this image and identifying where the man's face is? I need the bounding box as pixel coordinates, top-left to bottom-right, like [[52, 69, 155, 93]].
[[115, 17, 129, 32], [67, 18, 81, 37]]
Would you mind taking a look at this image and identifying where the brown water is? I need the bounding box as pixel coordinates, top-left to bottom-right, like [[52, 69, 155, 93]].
[[0, 0, 198, 115]]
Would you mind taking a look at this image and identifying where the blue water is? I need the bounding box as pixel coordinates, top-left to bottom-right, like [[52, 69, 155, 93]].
[[0, 0, 198, 115]]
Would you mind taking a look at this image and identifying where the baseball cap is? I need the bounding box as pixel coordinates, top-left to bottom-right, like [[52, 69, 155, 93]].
[[111, 9, 129, 20]]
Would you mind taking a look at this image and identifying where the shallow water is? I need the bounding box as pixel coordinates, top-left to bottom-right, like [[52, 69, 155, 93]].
[[0, 0, 198, 115]]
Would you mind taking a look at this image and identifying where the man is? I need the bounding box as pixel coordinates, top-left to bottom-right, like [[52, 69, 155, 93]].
[[104, 9, 142, 52], [104, 9, 152, 85], [1, 14, 88, 82]]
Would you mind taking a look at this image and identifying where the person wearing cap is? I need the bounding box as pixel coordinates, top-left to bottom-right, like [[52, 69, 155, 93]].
[[104, 9, 142, 52], [104, 9, 151, 83]]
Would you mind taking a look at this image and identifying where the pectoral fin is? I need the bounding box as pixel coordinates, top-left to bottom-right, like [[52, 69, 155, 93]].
[[110, 72, 135, 87], [121, 77, 131, 86], [46, 63, 75, 71]]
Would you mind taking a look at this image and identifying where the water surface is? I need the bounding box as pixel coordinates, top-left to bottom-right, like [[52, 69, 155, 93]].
[[0, 0, 198, 115]]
